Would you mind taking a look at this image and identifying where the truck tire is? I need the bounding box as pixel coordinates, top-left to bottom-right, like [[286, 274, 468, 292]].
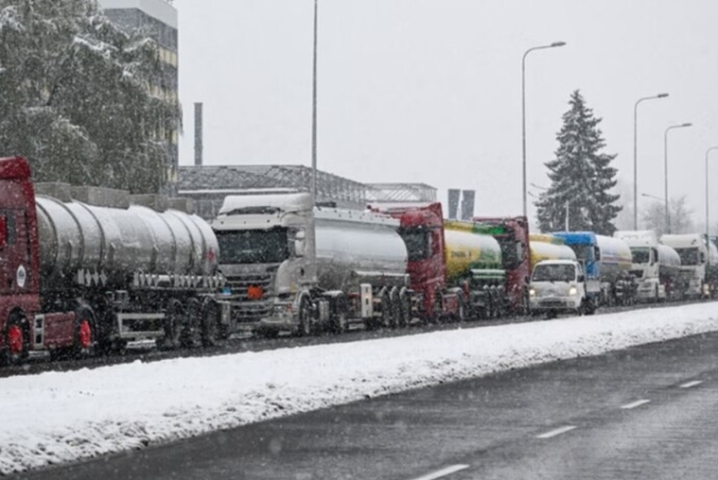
[[456, 292, 468, 322], [201, 298, 222, 347], [182, 298, 203, 348], [330, 295, 348, 335], [160, 299, 184, 350], [398, 288, 411, 328], [297, 297, 314, 337], [380, 290, 394, 328]]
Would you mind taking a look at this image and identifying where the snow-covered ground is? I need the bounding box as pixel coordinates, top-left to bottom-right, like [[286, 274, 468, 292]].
[[3, 303, 718, 474]]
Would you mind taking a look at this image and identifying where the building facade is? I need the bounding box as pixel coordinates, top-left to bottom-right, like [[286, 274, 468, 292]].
[[97, 0, 179, 195]]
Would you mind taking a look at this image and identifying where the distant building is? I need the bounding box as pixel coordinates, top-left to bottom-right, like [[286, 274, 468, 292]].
[[97, 0, 179, 195]]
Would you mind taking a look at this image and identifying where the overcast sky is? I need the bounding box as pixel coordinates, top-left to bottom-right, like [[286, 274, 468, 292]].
[[172, 0, 718, 227]]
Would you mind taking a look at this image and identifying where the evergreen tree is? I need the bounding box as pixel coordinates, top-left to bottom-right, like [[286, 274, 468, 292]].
[[0, 0, 178, 193], [535, 90, 621, 235]]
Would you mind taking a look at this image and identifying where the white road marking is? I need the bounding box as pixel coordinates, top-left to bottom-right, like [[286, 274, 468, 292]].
[[679, 380, 703, 389], [536, 425, 577, 439], [409, 464, 470, 480], [621, 399, 651, 410]]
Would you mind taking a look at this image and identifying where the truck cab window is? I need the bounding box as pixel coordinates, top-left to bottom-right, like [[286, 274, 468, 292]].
[[398, 227, 432, 261]]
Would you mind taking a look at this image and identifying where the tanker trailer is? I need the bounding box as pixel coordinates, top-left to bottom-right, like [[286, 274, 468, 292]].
[[212, 190, 410, 337], [0, 157, 224, 364], [529, 234, 576, 269], [443, 221, 505, 318]]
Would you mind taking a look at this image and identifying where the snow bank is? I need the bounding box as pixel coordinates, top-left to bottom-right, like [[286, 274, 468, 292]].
[[3, 303, 718, 474]]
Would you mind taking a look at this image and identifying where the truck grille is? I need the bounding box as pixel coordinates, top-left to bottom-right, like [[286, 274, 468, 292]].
[[224, 272, 274, 324]]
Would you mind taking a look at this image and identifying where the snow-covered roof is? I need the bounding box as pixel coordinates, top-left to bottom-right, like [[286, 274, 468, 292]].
[[98, 0, 177, 29]]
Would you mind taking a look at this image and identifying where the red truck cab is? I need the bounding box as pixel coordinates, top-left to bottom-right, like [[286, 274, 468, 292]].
[[471, 216, 531, 314], [0, 157, 75, 363]]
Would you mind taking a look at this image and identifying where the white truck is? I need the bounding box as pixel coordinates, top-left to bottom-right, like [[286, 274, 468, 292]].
[[660, 233, 718, 299], [614, 230, 681, 302], [211, 190, 411, 336], [529, 259, 592, 318]]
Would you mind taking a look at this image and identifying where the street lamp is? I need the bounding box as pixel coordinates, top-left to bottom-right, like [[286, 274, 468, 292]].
[[633, 93, 669, 229], [706, 146, 718, 240], [521, 41, 566, 219], [664, 122, 692, 233], [311, 0, 319, 204]]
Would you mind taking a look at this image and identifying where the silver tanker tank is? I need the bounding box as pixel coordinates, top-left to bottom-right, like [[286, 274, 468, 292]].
[[35, 195, 219, 281], [314, 207, 408, 290]]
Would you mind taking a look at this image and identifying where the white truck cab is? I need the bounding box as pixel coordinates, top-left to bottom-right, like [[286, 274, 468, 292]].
[[529, 259, 592, 317]]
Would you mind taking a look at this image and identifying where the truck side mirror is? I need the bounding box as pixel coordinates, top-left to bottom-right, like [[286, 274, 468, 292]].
[[0, 216, 6, 249], [594, 246, 601, 261], [294, 230, 306, 257], [577, 275, 585, 282]]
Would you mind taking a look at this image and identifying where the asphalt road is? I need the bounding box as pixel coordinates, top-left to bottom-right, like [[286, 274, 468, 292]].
[[13, 330, 718, 480]]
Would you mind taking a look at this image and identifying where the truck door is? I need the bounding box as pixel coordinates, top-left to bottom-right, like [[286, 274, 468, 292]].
[[0, 210, 30, 294]]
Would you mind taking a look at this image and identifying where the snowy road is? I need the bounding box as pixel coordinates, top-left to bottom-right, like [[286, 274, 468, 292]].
[[3, 302, 718, 475]]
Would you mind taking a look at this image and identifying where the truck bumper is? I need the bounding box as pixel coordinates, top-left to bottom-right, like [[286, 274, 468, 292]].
[[530, 296, 582, 312]]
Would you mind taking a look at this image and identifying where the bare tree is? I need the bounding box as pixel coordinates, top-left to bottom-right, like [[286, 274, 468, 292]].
[[641, 196, 694, 235]]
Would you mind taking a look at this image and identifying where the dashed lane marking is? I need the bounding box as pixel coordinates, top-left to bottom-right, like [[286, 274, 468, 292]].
[[408, 464, 470, 480], [679, 380, 703, 389], [621, 399, 651, 410], [536, 425, 577, 439]]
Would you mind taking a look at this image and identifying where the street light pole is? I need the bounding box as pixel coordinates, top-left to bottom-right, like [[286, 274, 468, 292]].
[[633, 93, 669, 229], [706, 146, 718, 240], [521, 41, 566, 219], [311, 0, 318, 205], [664, 122, 692, 234]]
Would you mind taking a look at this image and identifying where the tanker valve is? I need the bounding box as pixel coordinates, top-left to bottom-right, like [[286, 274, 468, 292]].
[[247, 286, 264, 300]]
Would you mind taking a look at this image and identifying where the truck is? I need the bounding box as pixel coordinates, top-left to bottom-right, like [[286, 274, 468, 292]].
[[471, 216, 531, 314], [212, 191, 410, 336], [0, 157, 224, 364], [614, 230, 681, 302], [371, 203, 505, 323], [552, 231, 633, 306], [660, 233, 718, 299], [528, 259, 589, 317]]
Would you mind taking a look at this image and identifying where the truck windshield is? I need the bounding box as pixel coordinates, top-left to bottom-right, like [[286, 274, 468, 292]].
[[571, 244, 593, 261], [399, 227, 431, 261], [532, 264, 576, 282], [631, 247, 650, 264], [216, 228, 289, 264], [674, 247, 701, 266]]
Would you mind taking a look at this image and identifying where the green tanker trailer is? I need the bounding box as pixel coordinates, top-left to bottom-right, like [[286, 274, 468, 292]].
[[443, 220, 506, 318]]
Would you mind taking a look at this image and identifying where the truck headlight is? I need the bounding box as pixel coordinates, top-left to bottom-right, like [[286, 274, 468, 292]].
[[529, 288, 536, 297], [568, 286, 578, 296]]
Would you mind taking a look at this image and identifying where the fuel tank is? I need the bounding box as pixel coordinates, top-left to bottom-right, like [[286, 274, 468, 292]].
[[314, 207, 408, 290], [443, 221, 502, 282], [529, 234, 576, 269], [35, 195, 219, 280], [596, 235, 633, 281]]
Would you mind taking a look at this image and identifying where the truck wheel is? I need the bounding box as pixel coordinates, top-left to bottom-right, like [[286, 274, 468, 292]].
[[160, 299, 184, 349], [201, 298, 222, 347], [397, 290, 411, 328], [182, 298, 203, 348], [297, 297, 314, 337], [456, 292, 468, 322], [330, 295, 348, 335], [72, 306, 95, 359], [1, 312, 28, 366], [380, 290, 394, 328]]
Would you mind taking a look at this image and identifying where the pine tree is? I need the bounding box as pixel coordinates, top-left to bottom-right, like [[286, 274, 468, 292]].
[[0, 0, 178, 193], [535, 90, 621, 235]]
